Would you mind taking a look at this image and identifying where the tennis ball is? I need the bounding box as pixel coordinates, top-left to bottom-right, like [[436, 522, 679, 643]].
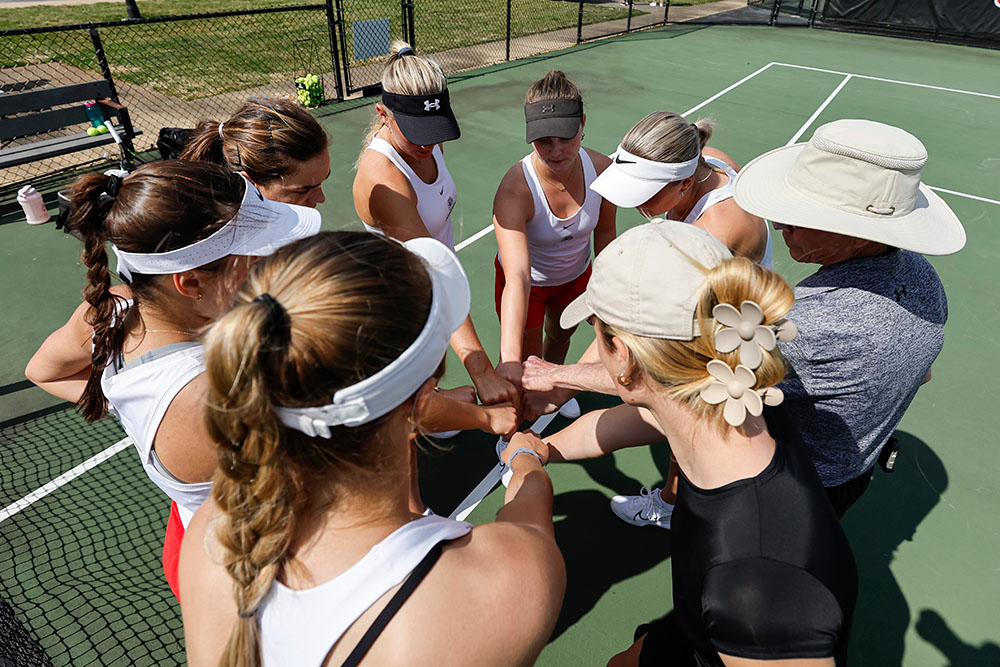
[[96, 125, 109, 134], [87, 127, 100, 136]]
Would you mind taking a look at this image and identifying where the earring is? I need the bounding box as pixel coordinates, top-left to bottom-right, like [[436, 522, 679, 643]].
[[196, 293, 203, 301], [617, 372, 631, 387]]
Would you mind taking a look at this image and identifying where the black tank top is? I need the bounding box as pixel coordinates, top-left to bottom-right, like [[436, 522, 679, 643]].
[[670, 408, 858, 666]]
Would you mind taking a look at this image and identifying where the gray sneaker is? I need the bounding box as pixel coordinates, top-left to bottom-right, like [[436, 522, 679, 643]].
[[610, 486, 673, 529]]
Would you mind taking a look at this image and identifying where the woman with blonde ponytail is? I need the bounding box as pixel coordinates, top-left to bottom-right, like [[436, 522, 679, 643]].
[[179, 231, 564, 666], [539, 220, 857, 667], [352, 41, 519, 412], [591, 111, 772, 266], [25, 161, 320, 600]]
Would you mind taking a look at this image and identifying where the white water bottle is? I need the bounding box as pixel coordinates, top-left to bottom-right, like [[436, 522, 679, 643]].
[[17, 185, 50, 225]]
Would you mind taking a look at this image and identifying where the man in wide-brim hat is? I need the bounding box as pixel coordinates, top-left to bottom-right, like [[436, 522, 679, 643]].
[[733, 118, 966, 517]]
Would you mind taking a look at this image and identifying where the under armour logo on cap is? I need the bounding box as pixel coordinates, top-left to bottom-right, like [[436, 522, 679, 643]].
[[424, 99, 441, 111], [541, 104, 555, 113]]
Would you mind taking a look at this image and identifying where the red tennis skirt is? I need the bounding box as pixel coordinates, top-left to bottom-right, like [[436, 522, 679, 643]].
[[494, 257, 592, 330], [162, 501, 184, 603]]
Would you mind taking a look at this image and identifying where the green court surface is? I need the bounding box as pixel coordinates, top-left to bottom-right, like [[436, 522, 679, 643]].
[[2, 23, 999, 666]]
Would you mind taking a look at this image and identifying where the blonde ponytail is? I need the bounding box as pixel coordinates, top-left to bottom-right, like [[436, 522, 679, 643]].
[[202, 231, 435, 665], [600, 257, 794, 433], [621, 111, 721, 174], [359, 41, 447, 158]]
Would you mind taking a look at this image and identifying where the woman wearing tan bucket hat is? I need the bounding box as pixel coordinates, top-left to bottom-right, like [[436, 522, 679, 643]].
[[534, 219, 857, 667]]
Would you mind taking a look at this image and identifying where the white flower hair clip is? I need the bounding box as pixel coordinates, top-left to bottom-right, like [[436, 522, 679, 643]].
[[700, 360, 785, 426], [712, 300, 798, 369]]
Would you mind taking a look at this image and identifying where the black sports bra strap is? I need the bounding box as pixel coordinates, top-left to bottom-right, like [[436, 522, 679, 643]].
[[339, 541, 445, 667]]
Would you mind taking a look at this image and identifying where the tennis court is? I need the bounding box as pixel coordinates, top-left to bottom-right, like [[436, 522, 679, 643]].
[[2, 22, 999, 666]]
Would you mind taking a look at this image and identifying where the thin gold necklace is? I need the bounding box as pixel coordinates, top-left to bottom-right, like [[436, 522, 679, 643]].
[[533, 153, 578, 193], [143, 329, 198, 336]]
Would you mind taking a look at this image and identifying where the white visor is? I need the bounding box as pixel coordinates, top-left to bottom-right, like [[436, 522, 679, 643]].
[[590, 145, 700, 209], [111, 174, 321, 282], [275, 237, 471, 437]]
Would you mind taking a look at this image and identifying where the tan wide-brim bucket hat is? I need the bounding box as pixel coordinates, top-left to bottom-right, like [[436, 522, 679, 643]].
[[733, 119, 966, 256]]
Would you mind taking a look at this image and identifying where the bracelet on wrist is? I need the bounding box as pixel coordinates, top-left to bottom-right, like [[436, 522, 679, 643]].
[[507, 447, 543, 468]]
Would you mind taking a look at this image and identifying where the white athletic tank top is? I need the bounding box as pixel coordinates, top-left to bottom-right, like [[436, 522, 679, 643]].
[[683, 156, 774, 269], [505, 148, 602, 287], [363, 137, 458, 251], [102, 334, 210, 528], [259, 515, 472, 666]]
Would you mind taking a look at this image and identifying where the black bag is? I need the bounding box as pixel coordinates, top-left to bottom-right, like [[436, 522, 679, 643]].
[[156, 127, 193, 160]]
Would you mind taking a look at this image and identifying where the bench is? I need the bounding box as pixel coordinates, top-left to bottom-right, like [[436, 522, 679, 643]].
[[0, 79, 141, 171]]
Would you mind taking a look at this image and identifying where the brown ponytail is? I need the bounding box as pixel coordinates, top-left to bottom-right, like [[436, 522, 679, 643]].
[[66, 173, 130, 422], [181, 97, 328, 189], [179, 120, 227, 167], [63, 160, 245, 423], [203, 231, 435, 666]]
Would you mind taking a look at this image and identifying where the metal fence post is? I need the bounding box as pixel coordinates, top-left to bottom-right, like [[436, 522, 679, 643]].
[[505, 0, 511, 61], [663, 0, 670, 24], [576, 0, 584, 43], [626, 0, 633, 33], [769, 0, 782, 25], [404, 0, 416, 50], [324, 0, 345, 102], [334, 0, 352, 93], [88, 27, 136, 167]]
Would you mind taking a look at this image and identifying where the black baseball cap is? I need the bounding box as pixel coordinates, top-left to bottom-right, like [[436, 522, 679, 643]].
[[524, 98, 583, 143], [382, 90, 461, 146]]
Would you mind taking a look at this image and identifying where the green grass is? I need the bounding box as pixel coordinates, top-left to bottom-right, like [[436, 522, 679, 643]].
[[1, 0, 636, 101]]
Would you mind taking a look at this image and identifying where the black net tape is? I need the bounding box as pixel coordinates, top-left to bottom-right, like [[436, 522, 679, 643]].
[[0, 409, 184, 666]]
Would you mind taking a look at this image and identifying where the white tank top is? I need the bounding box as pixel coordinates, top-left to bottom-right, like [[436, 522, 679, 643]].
[[259, 515, 472, 666], [102, 339, 211, 528], [363, 137, 458, 251], [505, 149, 602, 287], [683, 156, 774, 269]]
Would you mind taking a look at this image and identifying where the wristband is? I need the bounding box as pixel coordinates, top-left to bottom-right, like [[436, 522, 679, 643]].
[[507, 447, 543, 468]]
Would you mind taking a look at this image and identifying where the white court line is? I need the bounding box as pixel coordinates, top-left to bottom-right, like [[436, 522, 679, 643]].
[[0, 438, 132, 525], [455, 223, 495, 252], [773, 62, 1000, 101], [927, 186, 1000, 207], [449, 411, 559, 521], [785, 74, 853, 146], [681, 62, 775, 118], [779, 66, 1000, 207]]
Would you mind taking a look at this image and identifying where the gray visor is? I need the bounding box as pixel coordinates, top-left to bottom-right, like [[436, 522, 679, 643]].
[[524, 99, 583, 143]]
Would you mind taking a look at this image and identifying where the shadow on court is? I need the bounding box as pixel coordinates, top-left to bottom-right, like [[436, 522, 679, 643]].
[[841, 432, 994, 665], [550, 487, 672, 640]]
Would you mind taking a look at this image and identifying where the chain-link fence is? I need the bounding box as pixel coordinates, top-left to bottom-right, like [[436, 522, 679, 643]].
[[1, 4, 341, 190], [2, 0, 672, 192]]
